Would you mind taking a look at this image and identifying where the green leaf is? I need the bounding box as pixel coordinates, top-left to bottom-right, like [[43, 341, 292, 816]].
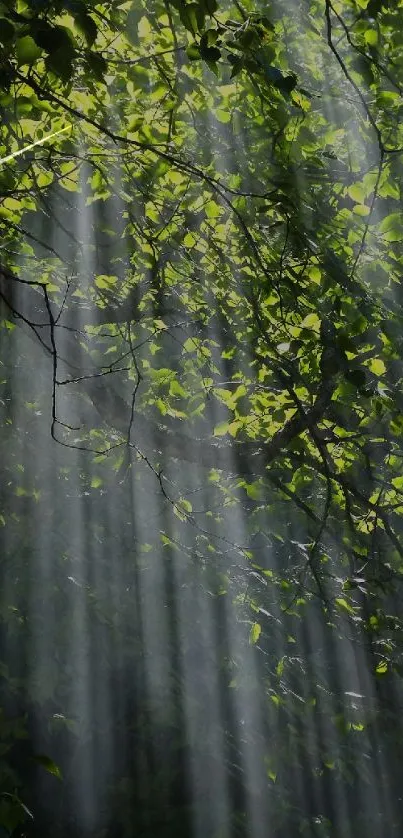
[[32, 754, 62, 780], [183, 231, 196, 247], [216, 109, 231, 123], [368, 358, 386, 376], [186, 44, 201, 60], [380, 212, 401, 232], [335, 597, 355, 615], [33, 23, 75, 52], [353, 204, 371, 216], [301, 312, 320, 332], [128, 115, 144, 133], [244, 481, 261, 500], [16, 36, 42, 66], [365, 28, 378, 46], [179, 3, 200, 35], [348, 183, 367, 203], [138, 16, 152, 39], [230, 59, 244, 79], [249, 622, 261, 644], [45, 46, 75, 81], [205, 200, 221, 218], [0, 794, 32, 833], [200, 45, 221, 62], [95, 274, 118, 289], [169, 378, 187, 398], [308, 265, 321, 284], [214, 421, 230, 437], [179, 497, 192, 513], [276, 657, 285, 676], [85, 51, 107, 81], [74, 13, 97, 46]]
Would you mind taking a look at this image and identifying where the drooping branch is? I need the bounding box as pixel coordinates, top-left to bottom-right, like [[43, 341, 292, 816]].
[[0, 269, 337, 476]]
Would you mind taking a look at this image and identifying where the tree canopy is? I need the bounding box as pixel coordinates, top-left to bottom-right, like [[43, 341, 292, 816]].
[[1, 0, 403, 836]]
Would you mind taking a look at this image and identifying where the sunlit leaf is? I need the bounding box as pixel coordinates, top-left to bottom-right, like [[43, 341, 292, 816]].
[[16, 36, 42, 66], [249, 622, 261, 644]]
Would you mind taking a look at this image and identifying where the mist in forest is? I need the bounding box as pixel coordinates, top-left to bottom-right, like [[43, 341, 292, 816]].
[[1, 1, 403, 837]]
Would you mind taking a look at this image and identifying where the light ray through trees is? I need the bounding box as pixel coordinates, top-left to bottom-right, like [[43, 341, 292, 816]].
[[1, 1, 403, 837]]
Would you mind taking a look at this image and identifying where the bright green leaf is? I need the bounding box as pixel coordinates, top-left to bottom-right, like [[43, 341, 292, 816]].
[[249, 622, 261, 644]]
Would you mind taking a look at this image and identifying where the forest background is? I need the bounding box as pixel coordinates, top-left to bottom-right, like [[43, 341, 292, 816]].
[[1, 0, 403, 836]]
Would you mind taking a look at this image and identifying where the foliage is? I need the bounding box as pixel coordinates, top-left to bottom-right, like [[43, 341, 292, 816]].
[[1, 0, 403, 835]]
